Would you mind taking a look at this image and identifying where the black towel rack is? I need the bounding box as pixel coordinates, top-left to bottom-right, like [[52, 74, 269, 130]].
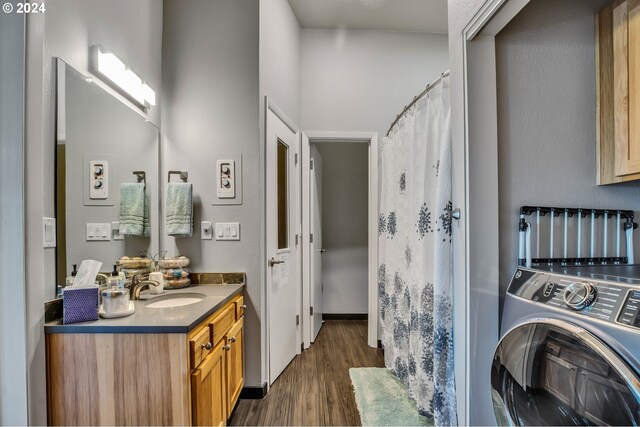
[[168, 170, 188, 182], [518, 205, 638, 267]]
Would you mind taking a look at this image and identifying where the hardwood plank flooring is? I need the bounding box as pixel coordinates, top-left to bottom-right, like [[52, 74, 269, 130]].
[[229, 320, 384, 426]]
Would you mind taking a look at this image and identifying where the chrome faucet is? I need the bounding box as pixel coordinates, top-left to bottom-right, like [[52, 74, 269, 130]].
[[131, 280, 160, 300], [130, 272, 149, 288]]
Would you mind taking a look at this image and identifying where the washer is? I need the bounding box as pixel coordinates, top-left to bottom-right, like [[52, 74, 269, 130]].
[[492, 265, 640, 426]]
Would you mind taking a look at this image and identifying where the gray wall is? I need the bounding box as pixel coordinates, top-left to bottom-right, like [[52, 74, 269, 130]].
[[161, 0, 262, 387], [260, 0, 301, 125], [301, 29, 449, 137], [300, 28, 448, 317], [0, 5, 28, 425], [24, 1, 163, 422], [496, 0, 640, 309], [315, 143, 369, 314]]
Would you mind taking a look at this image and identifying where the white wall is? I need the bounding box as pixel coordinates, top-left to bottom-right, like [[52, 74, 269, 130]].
[[315, 143, 369, 314], [24, 1, 163, 422], [496, 0, 640, 309], [161, 0, 262, 387], [0, 5, 28, 425], [301, 29, 449, 138]]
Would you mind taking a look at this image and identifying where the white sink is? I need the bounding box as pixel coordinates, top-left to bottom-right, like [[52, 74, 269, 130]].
[[145, 293, 206, 308]]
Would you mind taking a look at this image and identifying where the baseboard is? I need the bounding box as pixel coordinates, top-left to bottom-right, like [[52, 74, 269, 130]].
[[322, 313, 367, 320], [240, 383, 268, 399]]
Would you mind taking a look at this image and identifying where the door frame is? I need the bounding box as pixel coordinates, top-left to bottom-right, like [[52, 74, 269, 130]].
[[300, 131, 379, 349], [454, 0, 530, 424], [264, 97, 302, 387]]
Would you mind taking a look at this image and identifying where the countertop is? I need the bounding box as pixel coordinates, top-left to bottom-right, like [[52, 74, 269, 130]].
[[45, 284, 244, 334]]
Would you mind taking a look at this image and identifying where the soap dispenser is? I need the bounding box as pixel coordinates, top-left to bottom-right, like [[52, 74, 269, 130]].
[[59, 264, 78, 297], [65, 264, 78, 288]]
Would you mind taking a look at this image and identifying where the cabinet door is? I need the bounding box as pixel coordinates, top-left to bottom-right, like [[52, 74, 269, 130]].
[[614, 0, 640, 176], [225, 317, 244, 415], [191, 341, 226, 426]]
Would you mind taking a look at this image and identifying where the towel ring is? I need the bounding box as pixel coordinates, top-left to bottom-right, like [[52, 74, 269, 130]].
[[133, 171, 146, 184], [168, 170, 188, 182]]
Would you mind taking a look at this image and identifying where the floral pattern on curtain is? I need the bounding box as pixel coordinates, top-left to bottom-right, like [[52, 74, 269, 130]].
[[378, 75, 457, 426]]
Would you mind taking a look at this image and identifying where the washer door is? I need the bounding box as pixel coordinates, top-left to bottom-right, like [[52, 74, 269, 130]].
[[491, 319, 640, 426]]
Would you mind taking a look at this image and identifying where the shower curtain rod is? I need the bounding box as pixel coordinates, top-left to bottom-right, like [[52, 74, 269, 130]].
[[385, 70, 450, 137]]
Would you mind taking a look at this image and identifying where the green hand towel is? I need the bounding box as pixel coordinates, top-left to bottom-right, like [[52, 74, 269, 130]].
[[119, 183, 146, 236], [166, 182, 193, 237]]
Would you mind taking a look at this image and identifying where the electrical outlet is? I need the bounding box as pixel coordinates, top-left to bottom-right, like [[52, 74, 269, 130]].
[[112, 222, 124, 240], [201, 221, 213, 240]]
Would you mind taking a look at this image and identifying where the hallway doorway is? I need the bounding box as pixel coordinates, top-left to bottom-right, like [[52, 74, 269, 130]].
[[301, 132, 379, 349]]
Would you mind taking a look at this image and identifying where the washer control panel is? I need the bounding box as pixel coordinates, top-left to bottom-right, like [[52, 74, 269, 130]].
[[508, 268, 631, 327], [617, 290, 640, 327]]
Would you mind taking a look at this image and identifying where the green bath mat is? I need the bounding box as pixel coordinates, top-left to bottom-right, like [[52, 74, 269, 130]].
[[349, 367, 433, 426]]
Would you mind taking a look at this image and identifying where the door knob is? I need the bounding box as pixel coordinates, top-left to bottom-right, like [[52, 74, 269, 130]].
[[268, 257, 284, 267], [319, 248, 327, 253], [451, 208, 461, 220]]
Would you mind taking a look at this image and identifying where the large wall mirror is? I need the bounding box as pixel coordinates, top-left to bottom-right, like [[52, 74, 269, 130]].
[[55, 59, 160, 294]]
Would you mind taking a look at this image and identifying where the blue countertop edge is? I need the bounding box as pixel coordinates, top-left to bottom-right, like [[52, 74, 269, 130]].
[[44, 284, 244, 334]]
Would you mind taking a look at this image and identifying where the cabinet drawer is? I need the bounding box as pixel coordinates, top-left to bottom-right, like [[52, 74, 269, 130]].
[[210, 304, 235, 345], [190, 326, 213, 369], [234, 295, 245, 319]]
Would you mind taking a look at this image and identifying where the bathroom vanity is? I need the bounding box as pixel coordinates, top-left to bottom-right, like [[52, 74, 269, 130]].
[[45, 284, 245, 426]]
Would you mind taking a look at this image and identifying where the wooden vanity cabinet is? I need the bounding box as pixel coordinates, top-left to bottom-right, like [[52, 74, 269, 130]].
[[188, 294, 245, 426], [46, 293, 245, 426], [226, 317, 244, 415], [191, 341, 226, 426], [596, 0, 640, 183]]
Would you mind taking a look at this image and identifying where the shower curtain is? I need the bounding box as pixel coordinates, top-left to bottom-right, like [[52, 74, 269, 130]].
[[378, 75, 456, 426]]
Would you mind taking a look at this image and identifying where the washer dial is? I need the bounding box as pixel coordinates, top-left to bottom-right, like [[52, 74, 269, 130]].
[[563, 282, 597, 310]]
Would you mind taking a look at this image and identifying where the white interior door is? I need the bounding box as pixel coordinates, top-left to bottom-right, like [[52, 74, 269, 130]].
[[266, 107, 298, 385], [310, 146, 323, 341]]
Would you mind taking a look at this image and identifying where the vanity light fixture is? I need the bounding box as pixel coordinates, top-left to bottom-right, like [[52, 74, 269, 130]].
[[89, 45, 156, 110]]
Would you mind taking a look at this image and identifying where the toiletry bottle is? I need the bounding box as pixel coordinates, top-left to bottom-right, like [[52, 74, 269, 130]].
[[116, 262, 126, 288], [107, 265, 120, 289], [59, 264, 78, 297]]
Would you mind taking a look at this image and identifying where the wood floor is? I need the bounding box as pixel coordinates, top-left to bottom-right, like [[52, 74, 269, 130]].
[[229, 320, 384, 426]]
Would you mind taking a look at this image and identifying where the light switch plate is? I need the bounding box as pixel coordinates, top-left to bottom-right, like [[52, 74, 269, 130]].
[[43, 217, 56, 248], [201, 221, 213, 240], [86, 223, 111, 241], [215, 222, 240, 241]]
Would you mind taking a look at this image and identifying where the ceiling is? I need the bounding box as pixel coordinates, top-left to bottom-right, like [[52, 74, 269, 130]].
[[287, 0, 448, 34]]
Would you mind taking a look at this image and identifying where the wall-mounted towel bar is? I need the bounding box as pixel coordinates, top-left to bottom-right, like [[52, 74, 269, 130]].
[[518, 205, 638, 267], [133, 170, 146, 184], [168, 170, 188, 182]]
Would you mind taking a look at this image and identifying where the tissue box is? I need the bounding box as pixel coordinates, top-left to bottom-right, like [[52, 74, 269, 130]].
[[63, 287, 99, 324]]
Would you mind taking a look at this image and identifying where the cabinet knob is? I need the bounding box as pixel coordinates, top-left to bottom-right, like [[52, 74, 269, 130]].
[[201, 342, 213, 350], [229, 336, 237, 343], [240, 304, 246, 310], [222, 345, 231, 351]]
